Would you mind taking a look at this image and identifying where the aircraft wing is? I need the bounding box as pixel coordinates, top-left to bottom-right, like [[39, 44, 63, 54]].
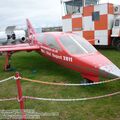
[[0, 43, 40, 52]]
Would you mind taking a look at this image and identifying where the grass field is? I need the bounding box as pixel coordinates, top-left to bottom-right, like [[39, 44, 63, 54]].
[[0, 49, 120, 120]]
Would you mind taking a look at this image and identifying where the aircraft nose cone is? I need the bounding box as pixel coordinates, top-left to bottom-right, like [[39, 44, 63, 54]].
[[100, 64, 120, 78]]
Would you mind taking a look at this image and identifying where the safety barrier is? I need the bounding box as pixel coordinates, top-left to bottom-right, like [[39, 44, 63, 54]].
[[0, 76, 14, 83], [22, 77, 120, 86], [0, 72, 120, 120], [0, 97, 17, 102], [23, 91, 120, 102]]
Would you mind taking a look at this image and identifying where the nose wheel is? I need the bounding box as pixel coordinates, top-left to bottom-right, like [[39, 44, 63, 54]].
[[81, 78, 93, 84]]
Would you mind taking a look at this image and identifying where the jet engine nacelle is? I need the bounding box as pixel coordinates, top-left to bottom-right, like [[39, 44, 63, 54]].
[[0, 32, 8, 45], [12, 30, 26, 43]]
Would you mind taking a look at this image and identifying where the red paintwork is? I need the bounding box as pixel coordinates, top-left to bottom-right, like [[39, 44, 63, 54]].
[[0, 19, 114, 82]]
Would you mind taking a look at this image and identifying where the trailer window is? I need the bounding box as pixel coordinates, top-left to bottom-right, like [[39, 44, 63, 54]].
[[115, 19, 120, 26], [92, 11, 100, 21], [60, 34, 97, 55]]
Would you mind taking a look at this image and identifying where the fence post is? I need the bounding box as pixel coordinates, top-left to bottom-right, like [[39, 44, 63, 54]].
[[15, 72, 26, 120]]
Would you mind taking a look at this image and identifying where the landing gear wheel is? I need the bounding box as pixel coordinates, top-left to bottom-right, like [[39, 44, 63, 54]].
[[85, 79, 93, 83], [117, 41, 120, 51], [112, 38, 119, 47], [81, 79, 93, 84], [5, 64, 11, 71]]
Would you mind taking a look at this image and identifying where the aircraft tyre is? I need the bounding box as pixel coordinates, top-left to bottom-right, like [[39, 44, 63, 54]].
[[117, 41, 120, 51], [82, 79, 93, 83]]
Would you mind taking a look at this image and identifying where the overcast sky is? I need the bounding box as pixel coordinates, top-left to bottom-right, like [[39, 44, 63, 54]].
[[0, 0, 119, 29]]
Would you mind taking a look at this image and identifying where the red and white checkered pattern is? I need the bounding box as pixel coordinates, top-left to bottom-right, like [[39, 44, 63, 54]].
[[62, 3, 115, 45]]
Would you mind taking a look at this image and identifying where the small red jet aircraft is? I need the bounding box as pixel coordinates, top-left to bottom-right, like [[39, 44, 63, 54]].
[[0, 19, 120, 82]]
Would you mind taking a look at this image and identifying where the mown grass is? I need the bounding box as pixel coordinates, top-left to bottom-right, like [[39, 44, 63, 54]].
[[0, 49, 120, 120]]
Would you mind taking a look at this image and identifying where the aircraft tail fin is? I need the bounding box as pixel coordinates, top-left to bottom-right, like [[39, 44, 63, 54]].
[[26, 19, 37, 45]]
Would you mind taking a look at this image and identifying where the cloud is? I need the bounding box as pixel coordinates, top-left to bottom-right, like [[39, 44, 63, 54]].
[[0, 0, 62, 28], [0, 0, 120, 29]]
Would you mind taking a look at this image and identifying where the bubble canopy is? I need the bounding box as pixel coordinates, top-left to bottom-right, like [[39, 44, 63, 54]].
[[59, 34, 97, 55]]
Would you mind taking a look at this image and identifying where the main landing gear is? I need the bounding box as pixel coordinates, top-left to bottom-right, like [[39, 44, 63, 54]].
[[4, 52, 13, 71]]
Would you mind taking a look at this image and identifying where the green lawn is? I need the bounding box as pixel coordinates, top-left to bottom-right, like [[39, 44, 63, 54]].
[[0, 49, 120, 120]]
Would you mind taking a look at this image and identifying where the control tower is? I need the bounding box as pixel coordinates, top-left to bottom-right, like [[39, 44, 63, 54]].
[[61, 0, 120, 49], [62, 0, 99, 15]]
